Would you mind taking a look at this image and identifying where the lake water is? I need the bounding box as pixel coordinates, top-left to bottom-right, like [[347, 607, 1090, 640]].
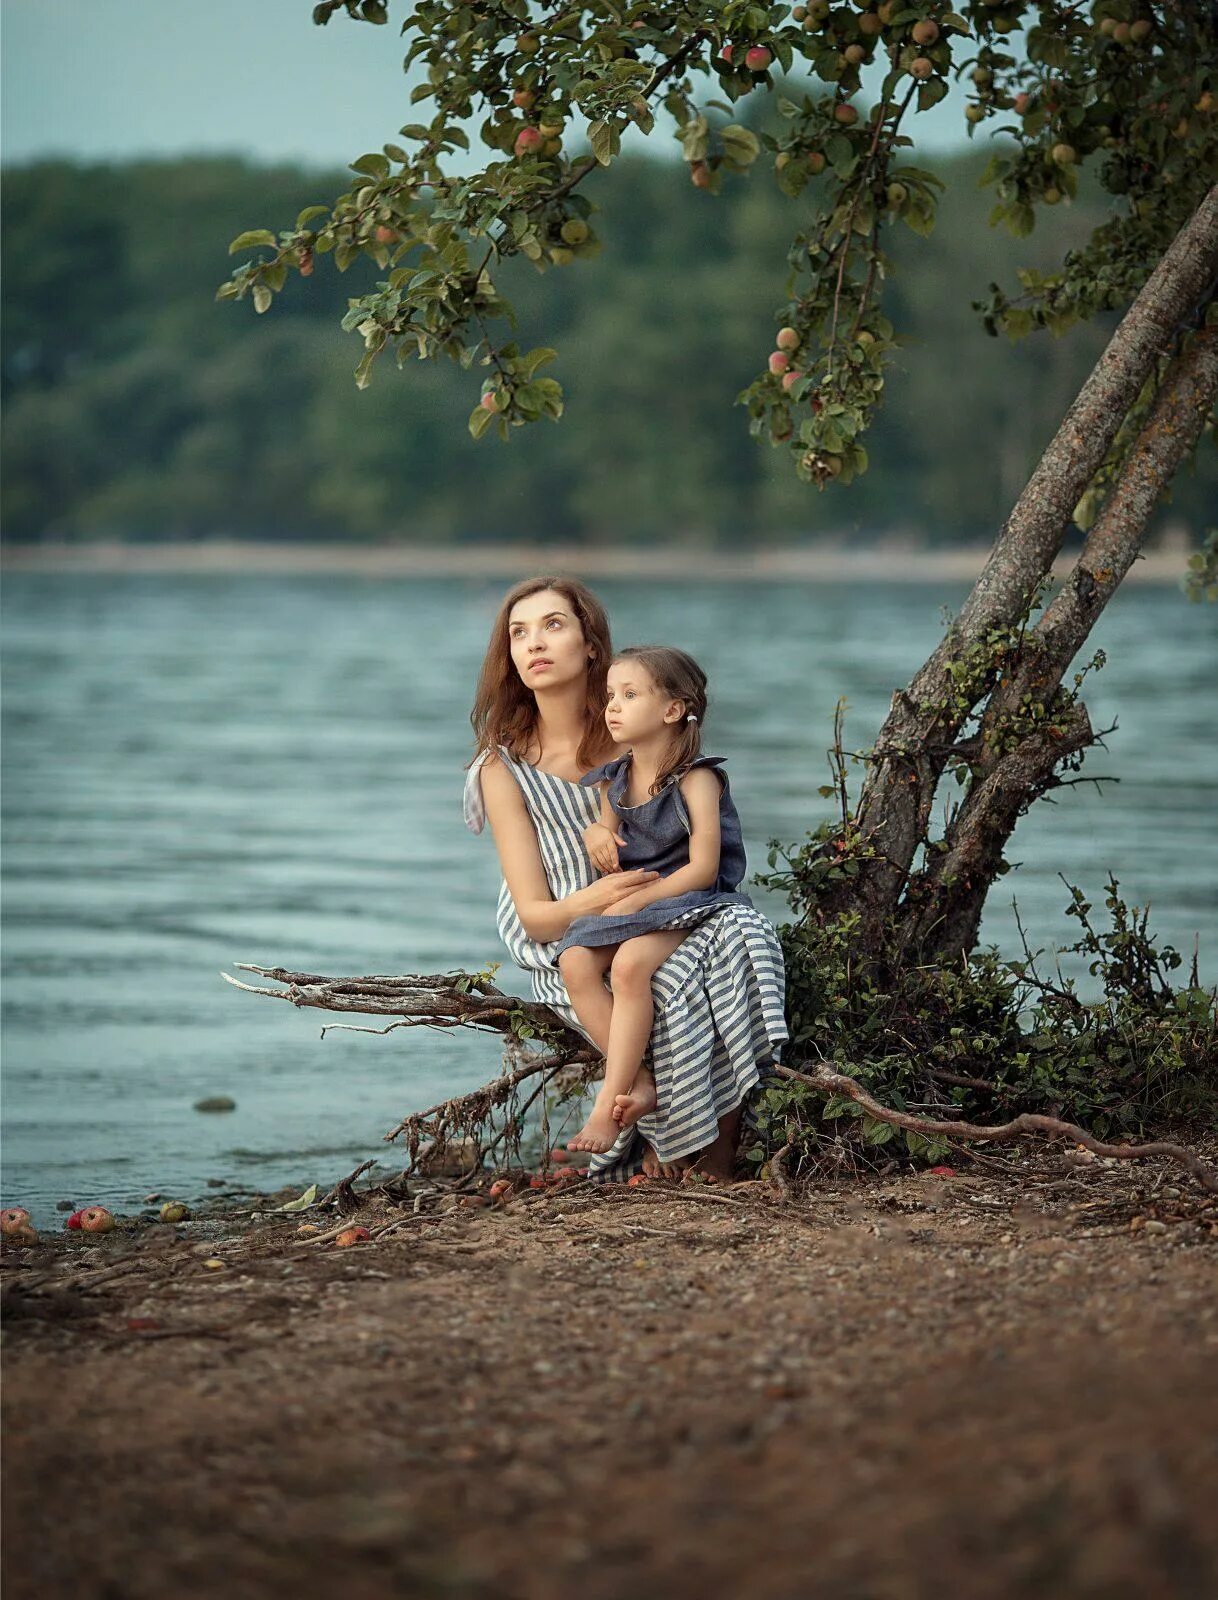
[[3, 572, 1215, 1225]]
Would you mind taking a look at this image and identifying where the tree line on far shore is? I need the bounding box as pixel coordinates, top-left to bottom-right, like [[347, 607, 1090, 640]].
[[3, 145, 1213, 546]]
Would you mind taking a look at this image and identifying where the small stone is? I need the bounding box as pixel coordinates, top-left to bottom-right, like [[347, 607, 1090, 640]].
[[201, 1258, 226, 1269], [1143, 1220, 1168, 1235], [206, 1178, 227, 1188], [193, 1096, 236, 1113], [56, 1200, 76, 1212]]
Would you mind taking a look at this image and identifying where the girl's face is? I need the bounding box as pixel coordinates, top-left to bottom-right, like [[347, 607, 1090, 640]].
[[506, 588, 591, 691], [605, 660, 683, 746]]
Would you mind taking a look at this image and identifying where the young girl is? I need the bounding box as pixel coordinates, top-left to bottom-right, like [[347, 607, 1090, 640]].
[[555, 646, 753, 1155]]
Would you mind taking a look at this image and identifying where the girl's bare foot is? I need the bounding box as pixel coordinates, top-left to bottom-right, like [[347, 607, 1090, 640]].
[[568, 1100, 623, 1154], [611, 1075, 658, 1130]]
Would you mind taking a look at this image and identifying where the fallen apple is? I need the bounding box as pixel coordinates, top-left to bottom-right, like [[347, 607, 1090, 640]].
[[1, 1208, 32, 1236], [335, 1226, 371, 1247], [79, 1206, 115, 1233], [159, 1202, 190, 1224]]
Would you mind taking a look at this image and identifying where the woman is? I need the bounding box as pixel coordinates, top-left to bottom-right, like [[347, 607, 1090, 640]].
[[463, 575, 788, 1181]]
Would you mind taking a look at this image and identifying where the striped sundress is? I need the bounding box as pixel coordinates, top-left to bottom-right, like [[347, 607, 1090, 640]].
[[464, 744, 789, 1181]]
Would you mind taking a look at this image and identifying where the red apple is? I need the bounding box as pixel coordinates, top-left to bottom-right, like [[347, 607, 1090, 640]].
[[1, 1208, 31, 1236], [781, 369, 803, 392], [335, 1226, 371, 1247], [745, 46, 773, 71], [776, 326, 800, 351], [910, 57, 934, 80], [79, 1206, 115, 1233], [514, 126, 544, 157], [911, 19, 939, 45], [769, 351, 791, 374]]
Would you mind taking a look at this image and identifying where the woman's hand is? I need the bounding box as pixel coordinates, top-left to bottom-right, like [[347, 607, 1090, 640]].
[[572, 870, 660, 918], [583, 820, 626, 875]]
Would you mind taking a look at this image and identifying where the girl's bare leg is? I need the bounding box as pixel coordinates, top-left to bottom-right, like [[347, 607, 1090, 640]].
[[567, 931, 686, 1153], [557, 943, 616, 1056]]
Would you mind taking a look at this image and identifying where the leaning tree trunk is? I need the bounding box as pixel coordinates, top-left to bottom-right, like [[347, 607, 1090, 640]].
[[815, 183, 1218, 966]]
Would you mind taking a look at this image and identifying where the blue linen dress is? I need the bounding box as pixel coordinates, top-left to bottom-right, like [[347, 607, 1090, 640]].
[[464, 745, 788, 1180], [552, 752, 753, 958]]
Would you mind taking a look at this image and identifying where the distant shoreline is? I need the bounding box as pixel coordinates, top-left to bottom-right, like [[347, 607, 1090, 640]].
[[0, 539, 1192, 584]]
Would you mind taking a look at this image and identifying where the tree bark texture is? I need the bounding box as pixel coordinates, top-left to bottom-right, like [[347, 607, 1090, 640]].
[[817, 185, 1218, 957], [900, 324, 1218, 960]]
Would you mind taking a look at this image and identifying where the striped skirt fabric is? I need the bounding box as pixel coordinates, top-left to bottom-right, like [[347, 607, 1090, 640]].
[[464, 746, 789, 1180]]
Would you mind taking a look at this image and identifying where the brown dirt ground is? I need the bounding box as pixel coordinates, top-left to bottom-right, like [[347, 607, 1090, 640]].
[[4, 1141, 1217, 1600]]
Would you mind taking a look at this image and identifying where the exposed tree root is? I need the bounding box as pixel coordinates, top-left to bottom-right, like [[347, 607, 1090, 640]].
[[775, 1060, 1218, 1193]]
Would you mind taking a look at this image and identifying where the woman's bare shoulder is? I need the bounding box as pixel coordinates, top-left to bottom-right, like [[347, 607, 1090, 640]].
[[479, 752, 525, 809]]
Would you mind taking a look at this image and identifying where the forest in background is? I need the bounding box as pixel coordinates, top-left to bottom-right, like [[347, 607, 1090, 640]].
[[3, 135, 1215, 546]]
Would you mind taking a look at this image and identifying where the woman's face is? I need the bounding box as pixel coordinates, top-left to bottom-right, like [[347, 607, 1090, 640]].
[[506, 588, 591, 691]]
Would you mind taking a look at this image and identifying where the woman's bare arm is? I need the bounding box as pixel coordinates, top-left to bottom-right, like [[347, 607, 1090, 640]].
[[481, 756, 657, 941]]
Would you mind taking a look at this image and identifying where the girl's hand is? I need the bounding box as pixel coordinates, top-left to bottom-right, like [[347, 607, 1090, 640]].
[[583, 821, 626, 875], [573, 871, 659, 918]]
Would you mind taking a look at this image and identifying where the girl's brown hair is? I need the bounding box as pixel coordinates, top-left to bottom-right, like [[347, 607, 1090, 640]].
[[613, 645, 708, 795], [469, 576, 615, 770]]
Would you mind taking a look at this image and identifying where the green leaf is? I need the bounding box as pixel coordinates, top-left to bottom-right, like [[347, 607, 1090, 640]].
[[917, 78, 948, 113], [228, 229, 277, 255], [274, 1184, 318, 1213], [350, 152, 390, 179], [469, 403, 496, 440], [589, 120, 621, 167], [721, 124, 761, 167], [295, 205, 329, 228]]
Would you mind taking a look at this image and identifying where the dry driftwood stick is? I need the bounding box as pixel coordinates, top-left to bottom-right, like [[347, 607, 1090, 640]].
[[222, 964, 586, 1047], [775, 1061, 1218, 1193]]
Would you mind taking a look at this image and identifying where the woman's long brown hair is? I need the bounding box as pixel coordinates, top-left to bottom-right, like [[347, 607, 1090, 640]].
[[613, 645, 708, 795], [469, 576, 615, 771]]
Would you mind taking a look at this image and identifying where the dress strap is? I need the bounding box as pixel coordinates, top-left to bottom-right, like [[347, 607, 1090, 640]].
[[578, 754, 630, 788], [462, 749, 492, 835]]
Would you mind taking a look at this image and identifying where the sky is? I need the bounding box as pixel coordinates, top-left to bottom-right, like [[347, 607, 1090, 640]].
[[2, 0, 970, 172]]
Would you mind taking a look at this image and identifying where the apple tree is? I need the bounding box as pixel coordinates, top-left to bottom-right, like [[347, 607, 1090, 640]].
[[219, 0, 1217, 967]]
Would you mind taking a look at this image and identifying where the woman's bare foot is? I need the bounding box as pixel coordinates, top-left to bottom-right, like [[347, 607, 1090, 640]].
[[567, 1100, 623, 1154], [612, 1074, 658, 1130], [641, 1143, 661, 1178], [639, 1143, 689, 1180]]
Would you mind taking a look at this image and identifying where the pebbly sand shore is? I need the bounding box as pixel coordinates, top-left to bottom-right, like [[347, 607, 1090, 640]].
[[0, 537, 1196, 583], [3, 1136, 1216, 1600]]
